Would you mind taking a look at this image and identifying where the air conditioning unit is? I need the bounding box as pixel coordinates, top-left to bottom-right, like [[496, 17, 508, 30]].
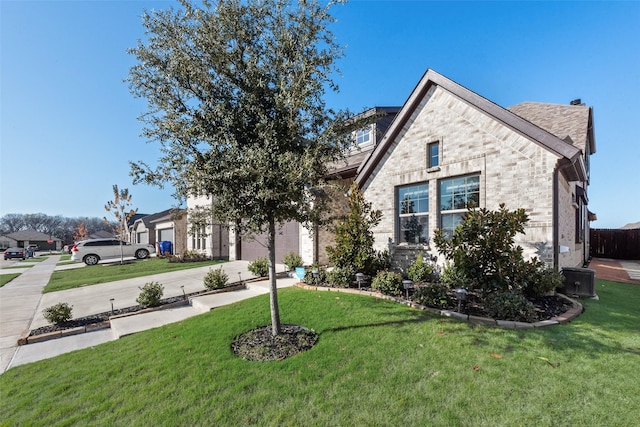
[[561, 267, 596, 297]]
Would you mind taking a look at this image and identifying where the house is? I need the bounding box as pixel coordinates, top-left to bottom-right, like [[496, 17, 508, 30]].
[[186, 69, 595, 271], [355, 69, 595, 270], [185, 107, 400, 265], [1, 230, 63, 251], [130, 209, 187, 256]]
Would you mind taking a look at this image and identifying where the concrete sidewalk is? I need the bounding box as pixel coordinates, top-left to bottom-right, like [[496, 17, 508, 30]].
[[1, 257, 296, 373]]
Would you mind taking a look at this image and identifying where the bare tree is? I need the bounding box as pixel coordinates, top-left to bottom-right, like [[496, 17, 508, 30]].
[[104, 185, 138, 264]]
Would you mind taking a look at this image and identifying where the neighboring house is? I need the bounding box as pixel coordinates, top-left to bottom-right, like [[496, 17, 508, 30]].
[[186, 195, 231, 260], [2, 230, 63, 251], [355, 69, 595, 270], [185, 107, 400, 265], [130, 209, 186, 255], [0, 236, 18, 250]]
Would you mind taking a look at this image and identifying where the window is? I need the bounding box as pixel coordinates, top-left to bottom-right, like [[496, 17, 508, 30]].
[[398, 183, 429, 244], [356, 128, 371, 145], [439, 175, 480, 237], [428, 141, 439, 168]]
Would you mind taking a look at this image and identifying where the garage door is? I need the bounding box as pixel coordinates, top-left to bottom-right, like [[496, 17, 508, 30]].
[[240, 221, 299, 263], [158, 228, 174, 242]]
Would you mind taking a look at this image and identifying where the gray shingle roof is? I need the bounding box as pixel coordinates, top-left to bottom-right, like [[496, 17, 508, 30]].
[[507, 102, 593, 153]]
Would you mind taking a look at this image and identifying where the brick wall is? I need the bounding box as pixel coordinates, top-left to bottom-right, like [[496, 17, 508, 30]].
[[361, 86, 561, 266]]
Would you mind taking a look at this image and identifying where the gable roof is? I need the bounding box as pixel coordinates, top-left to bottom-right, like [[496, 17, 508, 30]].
[[132, 209, 177, 229], [356, 69, 588, 187]]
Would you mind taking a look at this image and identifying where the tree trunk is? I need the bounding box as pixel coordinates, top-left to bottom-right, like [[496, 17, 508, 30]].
[[267, 218, 281, 336]]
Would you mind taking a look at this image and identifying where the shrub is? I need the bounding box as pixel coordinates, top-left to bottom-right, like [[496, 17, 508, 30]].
[[43, 302, 73, 325], [439, 263, 468, 289], [406, 252, 435, 283], [371, 270, 403, 297], [434, 203, 534, 295], [303, 265, 327, 285], [248, 257, 269, 277], [168, 250, 209, 263], [326, 182, 382, 275], [484, 292, 536, 322], [522, 259, 565, 298], [136, 281, 164, 307], [412, 283, 451, 309], [369, 250, 391, 275], [282, 251, 303, 272], [326, 266, 355, 288], [204, 267, 228, 290]]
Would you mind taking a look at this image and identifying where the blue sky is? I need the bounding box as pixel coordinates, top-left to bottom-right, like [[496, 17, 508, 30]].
[[1, 0, 638, 229]]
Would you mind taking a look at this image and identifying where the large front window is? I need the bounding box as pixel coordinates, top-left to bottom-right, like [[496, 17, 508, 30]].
[[398, 183, 429, 244], [440, 175, 480, 237]]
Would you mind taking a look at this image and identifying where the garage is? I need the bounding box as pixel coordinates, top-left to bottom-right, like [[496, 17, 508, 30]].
[[239, 220, 300, 263]]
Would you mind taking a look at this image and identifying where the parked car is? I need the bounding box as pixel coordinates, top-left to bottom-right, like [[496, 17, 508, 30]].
[[4, 247, 26, 260], [71, 238, 156, 265]]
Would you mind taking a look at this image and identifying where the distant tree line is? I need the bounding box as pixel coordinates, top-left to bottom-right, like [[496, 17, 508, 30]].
[[0, 213, 114, 244]]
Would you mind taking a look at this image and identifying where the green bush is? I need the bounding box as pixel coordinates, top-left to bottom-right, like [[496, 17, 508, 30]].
[[484, 292, 536, 322], [371, 270, 403, 297], [136, 281, 164, 307], [406, 252, 435, 283], [168, 250, 209, 263], [522, 259, 565, 298], [412, 283, 451, 309], [43, 302, 73, 325], [303, 265, 327, 285], [248, 257, 269, 277], [326, 267, 355, 288], [326, 182, 382, 275], [433, 204, 553, 296], [282, 251, 303, 272], [439, 263, 467, 289], [369, 250, 391, 275], [204, 267, 228, 290]]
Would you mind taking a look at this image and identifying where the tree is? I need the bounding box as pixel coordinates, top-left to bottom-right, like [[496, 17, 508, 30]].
[[104, 185, 138, 264], [127, 0, 356, 336], [326, 182, 382, 275]]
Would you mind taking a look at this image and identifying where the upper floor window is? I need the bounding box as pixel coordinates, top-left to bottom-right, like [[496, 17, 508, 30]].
[[439, 175, 480, 237], [356, 128, 371, 145], [428, 141, 439, 168], [398, 183, 429, 244]]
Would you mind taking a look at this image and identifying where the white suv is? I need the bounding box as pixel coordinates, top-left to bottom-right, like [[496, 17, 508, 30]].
[[71, 238, 156, 265]]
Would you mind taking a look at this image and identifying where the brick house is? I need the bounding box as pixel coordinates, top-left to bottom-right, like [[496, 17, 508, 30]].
[[130, 209, 187, 256], [186, 69, 595, 270], [355, 69, 595, 270]]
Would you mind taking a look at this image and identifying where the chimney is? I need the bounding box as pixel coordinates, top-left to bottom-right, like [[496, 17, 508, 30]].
[[570, 99, 583, 106]]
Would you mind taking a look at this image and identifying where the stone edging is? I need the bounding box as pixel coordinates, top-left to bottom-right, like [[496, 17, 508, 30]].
[[294, 283, 583, 329], [18, 283, 248, 345]]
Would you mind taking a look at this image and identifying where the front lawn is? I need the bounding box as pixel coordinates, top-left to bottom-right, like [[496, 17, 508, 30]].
[[1, 279, 638, 425], [45, 258, 224, 293]]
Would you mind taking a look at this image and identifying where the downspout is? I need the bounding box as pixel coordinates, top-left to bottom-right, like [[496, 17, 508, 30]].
[[553, 167, 559, 270]]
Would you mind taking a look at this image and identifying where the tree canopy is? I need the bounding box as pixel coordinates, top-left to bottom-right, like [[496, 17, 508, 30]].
[[127, 0, 356, 335]]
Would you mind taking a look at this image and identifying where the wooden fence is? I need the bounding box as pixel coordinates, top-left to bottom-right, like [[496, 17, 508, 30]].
[[590, 228, 640, 260]]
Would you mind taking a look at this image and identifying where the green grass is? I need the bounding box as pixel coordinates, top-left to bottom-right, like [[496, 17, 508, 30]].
[[0, 274, 20, 287], [1, 279, 638, 426], [23, 257, 46, 263], [45, 258, 224, 293], [1, 264, 34, 270]]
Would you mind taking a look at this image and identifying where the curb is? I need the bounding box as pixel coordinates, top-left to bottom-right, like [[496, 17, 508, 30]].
[[294, 283, 583, 329]]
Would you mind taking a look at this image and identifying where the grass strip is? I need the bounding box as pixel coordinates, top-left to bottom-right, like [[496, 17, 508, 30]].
[[45, 258, 224, 293]]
